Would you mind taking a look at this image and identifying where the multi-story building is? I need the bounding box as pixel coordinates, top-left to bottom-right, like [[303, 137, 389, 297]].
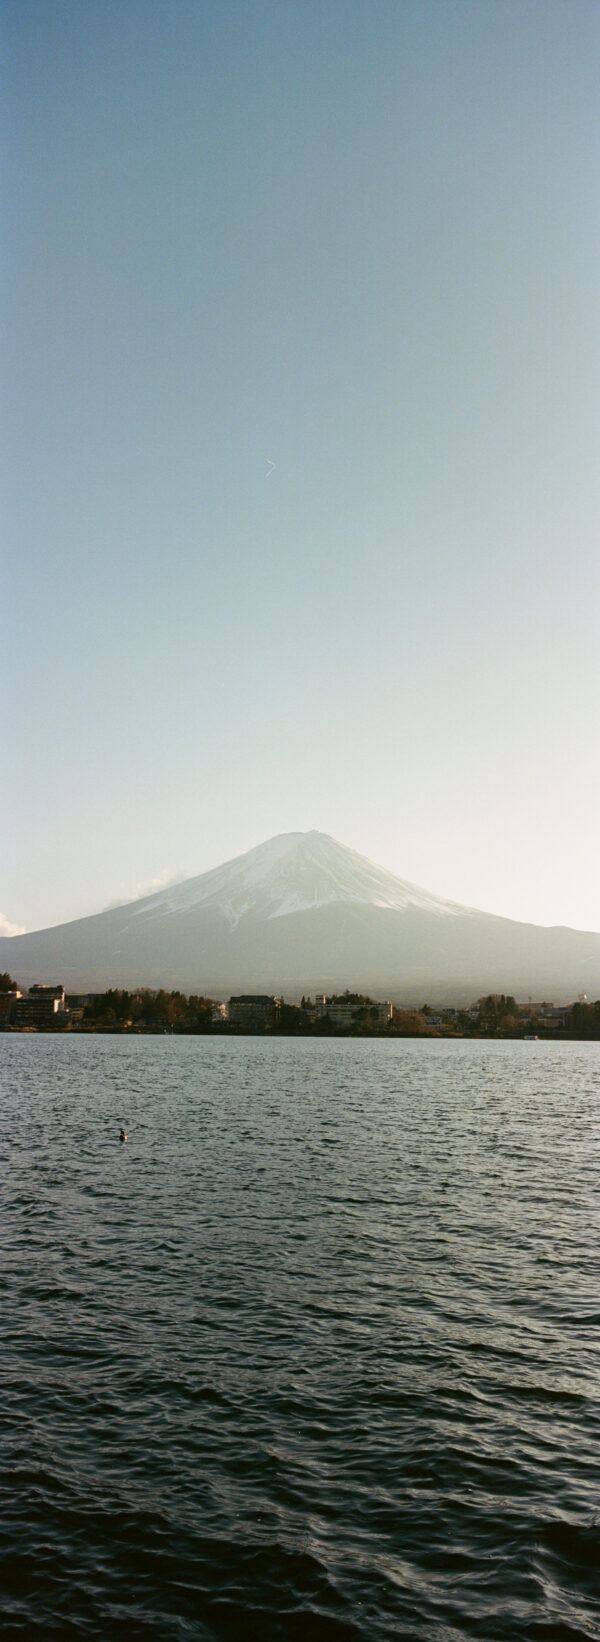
[[14, 985, 66, 1027], [228, 995, 280, 1029], [313, 994, 392, 1027]]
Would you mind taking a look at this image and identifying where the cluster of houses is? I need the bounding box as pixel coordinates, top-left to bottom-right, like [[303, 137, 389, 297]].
[[0, 984, 583, 1034], [224, 994, 393, 1029], [0, 987, 394, 1031], [420, 1002, 574, 1031]]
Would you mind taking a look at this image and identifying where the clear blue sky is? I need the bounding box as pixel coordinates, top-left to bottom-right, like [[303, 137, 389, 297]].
[[3, 0, 599, 936]]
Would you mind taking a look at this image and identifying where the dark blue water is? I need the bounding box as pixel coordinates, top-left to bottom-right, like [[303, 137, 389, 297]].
[[1, 1035, 599, 1640]]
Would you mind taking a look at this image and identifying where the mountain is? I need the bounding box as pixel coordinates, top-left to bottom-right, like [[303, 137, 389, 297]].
[[2, 830, 599, 1002]]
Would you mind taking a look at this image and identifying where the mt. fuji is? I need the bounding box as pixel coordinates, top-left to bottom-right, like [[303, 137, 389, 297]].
[[2, 831, 599, 1002]]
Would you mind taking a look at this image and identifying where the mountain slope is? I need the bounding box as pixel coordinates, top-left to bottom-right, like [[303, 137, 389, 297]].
[[1, 831, 599, 1002]]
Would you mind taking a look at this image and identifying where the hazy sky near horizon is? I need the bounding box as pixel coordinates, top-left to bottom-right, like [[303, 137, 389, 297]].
[[3, 0, 599, 937]]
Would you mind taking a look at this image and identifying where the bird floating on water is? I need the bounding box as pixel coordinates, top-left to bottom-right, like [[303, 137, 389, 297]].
[[120, 1129, 127, 1142]]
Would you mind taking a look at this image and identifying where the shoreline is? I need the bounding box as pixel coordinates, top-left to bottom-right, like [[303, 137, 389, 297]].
[[1, 1023, 596, 1042]]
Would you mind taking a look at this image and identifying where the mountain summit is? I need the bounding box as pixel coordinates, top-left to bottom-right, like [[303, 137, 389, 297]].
[[130, 831, 466, 927], [1, 831, 599, 1001]]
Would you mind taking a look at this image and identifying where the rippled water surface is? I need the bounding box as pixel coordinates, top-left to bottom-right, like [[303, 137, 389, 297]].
[[1, 1035, 599, 1640]]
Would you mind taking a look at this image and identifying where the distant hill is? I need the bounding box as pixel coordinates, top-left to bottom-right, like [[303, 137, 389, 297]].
[[1, 831, 599, 1003]]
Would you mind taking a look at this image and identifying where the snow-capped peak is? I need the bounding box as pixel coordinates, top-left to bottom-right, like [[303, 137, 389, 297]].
[[131, 831, 466, 927]]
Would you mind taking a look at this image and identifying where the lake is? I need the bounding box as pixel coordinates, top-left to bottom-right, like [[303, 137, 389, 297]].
[[1, 1034, 599, 1640]]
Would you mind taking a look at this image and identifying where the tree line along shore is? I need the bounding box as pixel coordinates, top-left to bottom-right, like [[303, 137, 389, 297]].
[[1, 977, 599, 1039]]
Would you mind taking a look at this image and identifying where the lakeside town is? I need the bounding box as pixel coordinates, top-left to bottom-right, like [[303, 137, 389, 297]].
[[1, 977, 599, 1039]]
